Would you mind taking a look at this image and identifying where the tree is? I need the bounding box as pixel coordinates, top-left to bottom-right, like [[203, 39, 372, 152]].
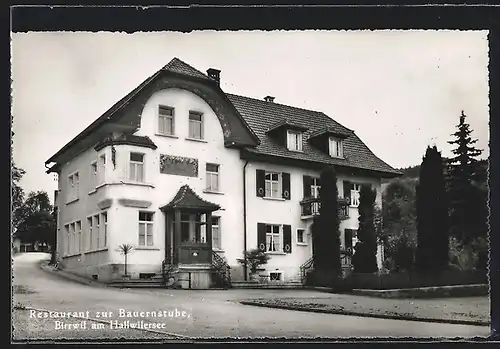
[[382, 178, 418, 272], [16, 191, 55, 246], [352, 185, 378, 273], [311, 166, 341, 281], [116, 244, 134, 277], [12, 162, 26, 229], [447, 111, 485, 244], [415, 146, 449, 273]]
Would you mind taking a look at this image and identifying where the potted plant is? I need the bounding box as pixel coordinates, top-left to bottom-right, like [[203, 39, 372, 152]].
[[116, 244, 134, 280], [237, 248, 270, 282]]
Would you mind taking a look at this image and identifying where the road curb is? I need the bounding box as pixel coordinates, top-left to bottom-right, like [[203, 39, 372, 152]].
[[239, 301, 490, 327], [13, 304, 192, 340]]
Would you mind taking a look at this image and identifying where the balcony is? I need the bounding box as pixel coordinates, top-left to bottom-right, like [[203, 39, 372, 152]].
[[300, 197, 349, 220]]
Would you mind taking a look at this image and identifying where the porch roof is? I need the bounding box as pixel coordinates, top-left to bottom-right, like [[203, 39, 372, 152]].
[[160, 185, 221, 212]]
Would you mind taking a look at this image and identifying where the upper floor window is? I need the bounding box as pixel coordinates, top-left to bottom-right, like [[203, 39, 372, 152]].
[[206, 163, 220, 192], [129, 152, 145, 182], [67, 172, 79, 202], [265, 172, 281, 198], [188, 111, 204, 140], [98, 154, 106, 185], [350, 183, 361, 207], [329, 137, 344, 158], [90, 162, 98, 189], [311, 177, 321, 199], [287, 130, 303, 152], [158, 105, 175, 136]]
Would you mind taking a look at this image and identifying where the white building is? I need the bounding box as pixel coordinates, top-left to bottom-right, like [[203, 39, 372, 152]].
[[45, 58, 400, 288]]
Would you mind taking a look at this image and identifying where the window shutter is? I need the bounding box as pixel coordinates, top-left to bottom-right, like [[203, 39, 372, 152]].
[[283, 225, 292, 253], [303, 175, 312, 198], [282, 172, 291, 200], [257, 223, 266, 251], [343, 180, 352, 201], [256, 169, 266, 197]]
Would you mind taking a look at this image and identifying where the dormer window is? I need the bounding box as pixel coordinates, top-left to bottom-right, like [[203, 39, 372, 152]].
[[329, 137, 344, 158], [287, 130, 303, 152]]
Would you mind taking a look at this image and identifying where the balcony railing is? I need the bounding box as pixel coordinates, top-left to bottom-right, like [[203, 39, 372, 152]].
[[300, 197, 349, 220]]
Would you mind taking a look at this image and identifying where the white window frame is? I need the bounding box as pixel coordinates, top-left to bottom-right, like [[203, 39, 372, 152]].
[[102, 212, 107, 248], [269, 270, 284, 282], [87, 217, 93, 251], [329, 137, 344, 158], [67, 172, 80, 202], [93, 214, 100, 249], [64, 224, 70, 255], [350, 183, 362, 207], [76, 221, 81, 253], [211, 216, 221, 250], [265, 224, 283, 253], [287, 130, 303, 152], [158, 105, 175, 136], [97, 154, 106, 185], [90, 161, 98, 190], [188, 111, 204, 140], [296, 228, 307, 245], [264, 171, 281, 199], [206, 163, 220, 192], [129, 152, 145, 183], [138, 211, 154, 247]]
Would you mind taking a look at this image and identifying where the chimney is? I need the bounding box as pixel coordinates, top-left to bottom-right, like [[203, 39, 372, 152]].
[[207, 68, 221, 85], [264, 96, 275, 103]]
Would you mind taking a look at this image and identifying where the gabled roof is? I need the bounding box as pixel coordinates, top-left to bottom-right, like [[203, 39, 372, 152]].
[[160, 185, 220, 212], [266, 118, 309, 134], [227, 94, 401, 176], [161, 58, 211, 80]]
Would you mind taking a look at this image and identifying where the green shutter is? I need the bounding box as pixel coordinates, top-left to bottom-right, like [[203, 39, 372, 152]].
[[257, 223, 266, 251], [256, 170, 266, 197], [283, 225, 292, 253], [282, 172, 291, 200]]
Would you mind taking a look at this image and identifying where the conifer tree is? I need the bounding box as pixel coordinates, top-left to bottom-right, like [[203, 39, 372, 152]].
[[415, 146, 449, 272], [311, 166, 341, 280], [352, 185, 378, 273], [447, 111, 484, 244]]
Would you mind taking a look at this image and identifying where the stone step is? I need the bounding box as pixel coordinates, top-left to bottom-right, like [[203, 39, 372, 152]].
[[232, 281, 304, 289]]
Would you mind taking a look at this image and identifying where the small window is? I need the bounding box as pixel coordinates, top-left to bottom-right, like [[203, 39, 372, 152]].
[[188, 111, 203, 140], [98, 154, 106, 185], [129, 152, 145, 182], [206, 163, 220, 192], [212, 216, 221, 250], [297, 228, 306, 244], [287, 130, 303, 152], [269, 271, 283, 281], [350, 183, 361, 207], [90, 162, 98, 189], [158, 106, 174, 136], [329, 137, 344, 158]]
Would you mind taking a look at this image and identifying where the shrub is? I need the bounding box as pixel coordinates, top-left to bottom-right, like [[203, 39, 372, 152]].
[[237, 248, 270, 275]]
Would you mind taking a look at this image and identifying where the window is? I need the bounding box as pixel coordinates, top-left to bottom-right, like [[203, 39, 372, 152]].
[[94, 214, 100, 248], [287, 130, 303, 151], [329, 137, 344, 158], [181, 213, 206, 244], [98, 154, 106, 185], [206, 163, 220, 192], [269, 271, 283, 281], [76, 221, 81, 253], [138, 211, 154, 246], [129, 152, 145, 182], [87, 217, 93, 251], [265, 172, 281, 198], [158, 106, 174, 136], [297, 228, 306, 244], [212, 216, 221, 250], [67, 172, 79, 202], [266, 224, 282, 252], [351, 183, 361, 207], [65, 224, 70, 255], [310, 177, 321, 214], [90, 162, 98, 189], [188, 111, 203, 140], [69, 222, 75, 254], [102, 212, 107, 247]]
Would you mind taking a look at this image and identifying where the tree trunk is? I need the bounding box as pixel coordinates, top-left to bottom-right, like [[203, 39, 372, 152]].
[[125, 254, 128, 276]]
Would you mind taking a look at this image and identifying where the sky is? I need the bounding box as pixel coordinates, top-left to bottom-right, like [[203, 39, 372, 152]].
[[11, 30, 490, 200]]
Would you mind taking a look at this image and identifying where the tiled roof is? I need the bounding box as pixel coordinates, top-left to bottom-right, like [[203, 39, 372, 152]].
[[162, 58, 211, 81], [266, 118, 309, 133], [160, 185, 221, 211], [227, 94, 401, 176]]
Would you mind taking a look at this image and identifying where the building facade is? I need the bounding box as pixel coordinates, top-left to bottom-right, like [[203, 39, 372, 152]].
[[46, 58, 400, 287]]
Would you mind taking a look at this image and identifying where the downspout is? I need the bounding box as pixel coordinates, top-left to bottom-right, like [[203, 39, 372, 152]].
[[243, 160, 249, 281]]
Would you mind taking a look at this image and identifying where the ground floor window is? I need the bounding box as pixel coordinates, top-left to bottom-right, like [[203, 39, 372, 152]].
[[269, 271, 283, 281], [212, 216, 221, 249], [266, 224, 281, 252], [138, 211, 154, 246]]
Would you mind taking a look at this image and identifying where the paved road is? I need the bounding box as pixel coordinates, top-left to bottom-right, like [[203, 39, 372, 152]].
[[12, 253, 490, 340]]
